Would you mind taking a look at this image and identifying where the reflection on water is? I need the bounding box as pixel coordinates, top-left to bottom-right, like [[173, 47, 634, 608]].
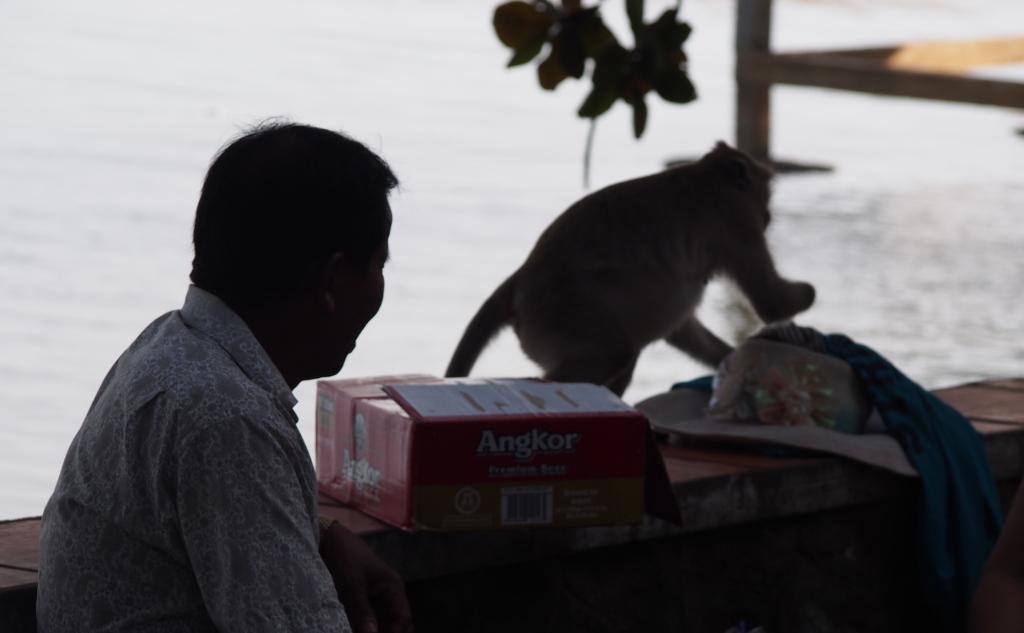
[[767, 181, 1024, 386]]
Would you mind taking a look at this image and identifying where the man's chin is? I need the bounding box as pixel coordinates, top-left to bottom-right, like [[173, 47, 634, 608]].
[[299, 356, 350, 384], [328, 356, 350, 378]]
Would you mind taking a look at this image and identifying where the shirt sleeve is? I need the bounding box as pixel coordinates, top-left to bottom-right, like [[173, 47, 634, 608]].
[[175, 413, 350, 633]]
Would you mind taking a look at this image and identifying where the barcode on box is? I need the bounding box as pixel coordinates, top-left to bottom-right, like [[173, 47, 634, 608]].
[[500, 486, 553, 525]]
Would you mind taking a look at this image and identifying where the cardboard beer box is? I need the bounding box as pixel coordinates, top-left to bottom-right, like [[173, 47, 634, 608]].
[[315, 375, 680, 532]]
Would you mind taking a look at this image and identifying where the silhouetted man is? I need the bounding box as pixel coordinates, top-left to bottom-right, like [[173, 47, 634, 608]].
[[38, 121, 412, 633]]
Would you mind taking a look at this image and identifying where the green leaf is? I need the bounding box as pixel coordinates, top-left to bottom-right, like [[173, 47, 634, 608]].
[[632, 95, 648, 138], [493, 2, 553, 49], [668, 48, 687, 66], [538, 46, 569, 89], [651, 10, 691, 49], [626, 0, 645, 41], [590, 43, 629, 91], [672, 22, 692, 47], [507, 38, 546, 67], [555, 27, 587, 78], [577, 84, 618, 118], [653, 65, 697, 103], [620, 75, 650, 105], [630, 38, 664, 83], [577, 11, 617, 58], [651, 8, 674, 35]]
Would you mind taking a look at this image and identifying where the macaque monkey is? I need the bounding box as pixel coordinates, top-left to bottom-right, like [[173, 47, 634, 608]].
[[445, 141, 815, 396]]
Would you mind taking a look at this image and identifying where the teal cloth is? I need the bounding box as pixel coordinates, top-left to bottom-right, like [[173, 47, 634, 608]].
[[823, 333, 1003, 633], [670, 375, 715, 392]]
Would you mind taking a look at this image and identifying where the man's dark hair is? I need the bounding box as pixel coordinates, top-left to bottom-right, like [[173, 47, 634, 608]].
[[190, 120, 398, 309]]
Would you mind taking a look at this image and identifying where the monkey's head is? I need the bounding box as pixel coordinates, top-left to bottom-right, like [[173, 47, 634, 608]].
[[705, 141, 774, 230]]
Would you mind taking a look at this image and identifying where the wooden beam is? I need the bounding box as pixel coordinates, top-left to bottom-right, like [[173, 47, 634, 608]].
[[0, 567, 37, 595], [0, 520, 39, 572], [735, 0, 772, 53], [739, 50, 1024, 109], [735, 0, 773, 161], [735, 82, 771, 162], [935, 385, 1024, 426], [825, 37, 1024, 74], [888, 37, 1024, 73]]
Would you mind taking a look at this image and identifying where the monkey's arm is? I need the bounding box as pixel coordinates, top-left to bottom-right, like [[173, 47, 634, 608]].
[[663, 316, 733, 369], [720, 237, 815, 324]]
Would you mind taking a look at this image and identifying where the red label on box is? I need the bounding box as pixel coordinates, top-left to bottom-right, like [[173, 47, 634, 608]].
[[412, 418, 644, 484]]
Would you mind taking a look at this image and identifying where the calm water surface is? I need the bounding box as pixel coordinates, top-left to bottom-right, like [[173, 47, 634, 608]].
[[2, 0, 1023, 519]]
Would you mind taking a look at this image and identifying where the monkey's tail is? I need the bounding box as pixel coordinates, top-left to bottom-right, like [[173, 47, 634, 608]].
[[445, 274, 516, 377]]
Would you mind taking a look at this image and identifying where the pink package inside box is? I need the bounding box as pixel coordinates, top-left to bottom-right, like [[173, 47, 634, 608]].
[[315, 374, 441, 514]]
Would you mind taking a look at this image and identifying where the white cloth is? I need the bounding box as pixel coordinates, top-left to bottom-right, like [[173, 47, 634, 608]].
[[37, 285, 349, 633]]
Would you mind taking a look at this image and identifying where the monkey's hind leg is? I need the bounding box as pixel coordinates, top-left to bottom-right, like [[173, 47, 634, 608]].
[[664, 317, 734, 369], [542, 347, 639, 398], [605, 355, 639, 397]]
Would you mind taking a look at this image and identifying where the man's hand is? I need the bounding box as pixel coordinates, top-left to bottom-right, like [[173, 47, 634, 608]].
[[319, 521, 413, 633]]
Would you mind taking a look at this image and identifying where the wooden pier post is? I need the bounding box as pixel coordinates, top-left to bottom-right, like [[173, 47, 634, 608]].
[[735, 0, 773, 163]]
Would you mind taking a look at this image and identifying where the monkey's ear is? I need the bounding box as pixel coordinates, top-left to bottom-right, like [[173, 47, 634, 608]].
[[726, 157, 752, 192]]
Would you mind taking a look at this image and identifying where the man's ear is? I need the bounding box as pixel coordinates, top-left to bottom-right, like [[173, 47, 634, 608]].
[[317, 252, 349, 312]]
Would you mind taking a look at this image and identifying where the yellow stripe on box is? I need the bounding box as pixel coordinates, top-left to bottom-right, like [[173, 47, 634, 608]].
[[411, 478, 645, 531]]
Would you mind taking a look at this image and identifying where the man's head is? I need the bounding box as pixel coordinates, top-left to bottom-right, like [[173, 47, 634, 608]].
[[191, 121, 398, 384], [191, 120, 398, 310]]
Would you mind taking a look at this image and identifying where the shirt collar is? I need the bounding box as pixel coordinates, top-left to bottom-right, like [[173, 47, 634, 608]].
[[179, 285, 299, 421]]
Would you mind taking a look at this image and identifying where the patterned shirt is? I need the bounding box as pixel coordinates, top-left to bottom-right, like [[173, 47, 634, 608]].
[[37, 286, 350, 633]]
